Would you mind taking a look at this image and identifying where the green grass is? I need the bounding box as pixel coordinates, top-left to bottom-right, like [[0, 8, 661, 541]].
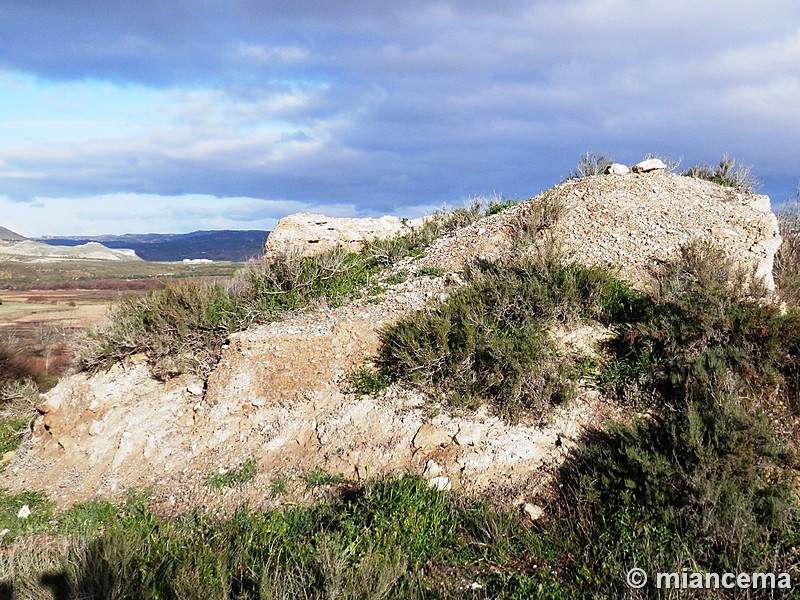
[[0, 488, 54, 543], [0, 476, 571, 599], [0, 417, 29, 457], [57, 500, 120, 537], [303, 467, 345, 490], [205, 458, 259, 491], [269, 476, 289, 497], [382, 269, 409, 286], [346, 365, 391, 396], [416, 266, 447, 278]]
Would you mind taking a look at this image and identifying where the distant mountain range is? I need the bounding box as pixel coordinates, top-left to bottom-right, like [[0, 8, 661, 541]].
[[35, 230, 269, 262]]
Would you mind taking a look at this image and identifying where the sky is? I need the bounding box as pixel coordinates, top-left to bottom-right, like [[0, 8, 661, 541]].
[[0, 1, 799, 236]]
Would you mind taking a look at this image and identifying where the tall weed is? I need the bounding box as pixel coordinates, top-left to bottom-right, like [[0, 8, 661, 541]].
[[683, 154, 761, 192]]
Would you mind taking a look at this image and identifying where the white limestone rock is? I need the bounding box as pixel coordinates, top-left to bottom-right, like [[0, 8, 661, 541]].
[[605, 163, 630, 175], [632, 158, 667, 173]]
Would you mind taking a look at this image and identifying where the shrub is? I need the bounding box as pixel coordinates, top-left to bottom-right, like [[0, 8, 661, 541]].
[[537, 240, 800, 595], [567, 152, 613, 179], [774, 190, 800, 306], [377, 251, 640, 421], [484, 194, 518, 216], [509, 192, 566, 247], [79, 279, 245, 378], [598, 241, 800, 415], [552, 384, 798, 596], [683, 154, 761, 192], [303, 467, 344, 490], [346, 365, 391, 396]]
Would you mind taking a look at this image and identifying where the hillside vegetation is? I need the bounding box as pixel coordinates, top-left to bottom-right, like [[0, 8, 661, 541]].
[[2, 162, 800, 598]]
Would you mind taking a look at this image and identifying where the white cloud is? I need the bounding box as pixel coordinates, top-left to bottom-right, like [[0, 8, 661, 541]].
[[713, 31, 800, 79], [231, 42, 310, 65]]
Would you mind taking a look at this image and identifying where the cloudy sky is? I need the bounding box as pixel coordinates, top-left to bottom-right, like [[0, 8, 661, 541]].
[[1, 0, 798, 236]]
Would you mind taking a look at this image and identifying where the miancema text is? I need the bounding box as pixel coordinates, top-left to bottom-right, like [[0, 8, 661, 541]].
[[657, 570, 791, 590]]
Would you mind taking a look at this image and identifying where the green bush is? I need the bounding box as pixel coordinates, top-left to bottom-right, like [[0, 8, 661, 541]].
[[600, 241, 799, 412], [551, 388, 798, 596], [484, 195, 518, 216], [80, 279, 245, 378], [774, 193, 800, 307], [346, 365, 391, 396], [377, 252, 640, 421], [540, 240, 800, 594]]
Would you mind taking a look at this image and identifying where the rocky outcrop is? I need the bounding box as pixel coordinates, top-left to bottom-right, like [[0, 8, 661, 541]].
[[417, 172, 781, 291], [2, 172, 783, 514], [8, 294, 608, 513], [264, 213, 423, 258]]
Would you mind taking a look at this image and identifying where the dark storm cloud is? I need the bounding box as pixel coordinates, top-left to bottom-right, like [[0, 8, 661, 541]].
[[1, 0, 799, 234]]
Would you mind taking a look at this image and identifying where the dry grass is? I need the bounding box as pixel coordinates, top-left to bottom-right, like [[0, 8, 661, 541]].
[[775, 193, 800, 306]]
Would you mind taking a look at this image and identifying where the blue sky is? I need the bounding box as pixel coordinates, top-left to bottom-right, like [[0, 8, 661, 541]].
[[1, 0, 798, 236]]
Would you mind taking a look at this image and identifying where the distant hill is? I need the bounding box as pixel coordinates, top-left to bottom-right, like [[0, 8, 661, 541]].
[[36, 230, 269, 262], [0, 226, 27, 241]]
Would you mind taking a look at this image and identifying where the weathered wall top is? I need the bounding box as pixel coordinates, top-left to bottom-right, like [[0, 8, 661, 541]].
[[264, 212, 422, 258]]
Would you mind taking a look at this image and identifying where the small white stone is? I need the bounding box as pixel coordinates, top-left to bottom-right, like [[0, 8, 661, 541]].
[[17, 505, 31, 519], [454, 425, 483, 446], [423, 460, 443, 478], [427, 476, 451, 491], [522, 503, 544, 521]]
